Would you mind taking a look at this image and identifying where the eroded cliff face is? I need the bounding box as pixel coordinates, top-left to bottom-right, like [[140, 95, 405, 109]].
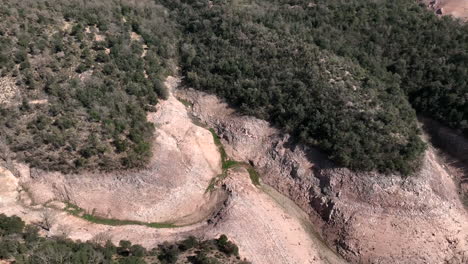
[[177, 88, 468, 263], [0, 167, 19, 206], [18, 77, 224, 225]]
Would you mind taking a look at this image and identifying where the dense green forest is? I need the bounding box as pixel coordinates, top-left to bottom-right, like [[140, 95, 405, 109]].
[[0, 0, 176, 173], [0, 214, 249, 264], [0, 0, 466, 175], [161, 0, 467, 174]]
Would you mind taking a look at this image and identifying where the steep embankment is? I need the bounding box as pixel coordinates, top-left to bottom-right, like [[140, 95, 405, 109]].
[[15, 77, 223, 225], [177, 88, 468, 264], [421, 117, 468, 207]]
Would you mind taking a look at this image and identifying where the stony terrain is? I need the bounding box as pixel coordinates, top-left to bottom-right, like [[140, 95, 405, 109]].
[[205, 169, 346, 264], [177, 87, 468, 264], [421, 118, 468, 207]]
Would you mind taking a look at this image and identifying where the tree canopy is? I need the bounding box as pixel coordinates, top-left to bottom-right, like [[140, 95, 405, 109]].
[[0, 0, 467, 175], [159, 0, 467, 174], [0, 0, 177, 172], [0, 214, 249, 264]]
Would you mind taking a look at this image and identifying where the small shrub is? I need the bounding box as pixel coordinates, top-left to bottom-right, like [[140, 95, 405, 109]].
[[0, 214, 25, 235]]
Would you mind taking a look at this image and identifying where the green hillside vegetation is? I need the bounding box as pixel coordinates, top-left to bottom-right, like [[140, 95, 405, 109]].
[[0, 0, 176, 173], [162, 0, 467, 174], [0, 214, 250, 264], [0, 0, 467, 175]]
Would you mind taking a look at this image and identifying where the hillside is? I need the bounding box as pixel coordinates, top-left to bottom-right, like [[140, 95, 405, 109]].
[[0, 0, 466, 176], [0, 0, 467, 263], [163, 0, 468, 175], [0, 0, 176, 173]]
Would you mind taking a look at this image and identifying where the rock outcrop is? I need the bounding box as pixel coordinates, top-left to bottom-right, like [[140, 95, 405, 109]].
[[177, 88, 468, 263], [422, 117, 468, 207], [0, 166, 19, 207]]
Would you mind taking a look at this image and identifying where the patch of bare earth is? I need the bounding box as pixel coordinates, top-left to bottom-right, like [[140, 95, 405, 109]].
[[0, 77, 19, 105], [131, 31, 148, 57], [0, 162, 344, 264], [177, 88, 468, 264], [426, 0, 468, 20], [421, 117, 468, 208], [1, 166, 344, 264], [62, 20, 72, 32], [131, 31, 143, 42], [28, 99, 48, 105], [440, 0, 468, 20]]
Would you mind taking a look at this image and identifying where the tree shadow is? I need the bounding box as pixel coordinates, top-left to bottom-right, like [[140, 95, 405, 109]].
[[420, 117, 468, 206]]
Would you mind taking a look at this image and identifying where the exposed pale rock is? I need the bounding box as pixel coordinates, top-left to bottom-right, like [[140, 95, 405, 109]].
[[21, 77, 222, 224], [0, 167, 19, 206]]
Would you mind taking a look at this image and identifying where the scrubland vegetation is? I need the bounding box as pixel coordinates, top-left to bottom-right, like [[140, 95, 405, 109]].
[[0, 214, 249, 264], [0, 0, 466, 175], [0, 0, 176, 173]]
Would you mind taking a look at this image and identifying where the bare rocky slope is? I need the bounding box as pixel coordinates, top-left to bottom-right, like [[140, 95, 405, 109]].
[[0, 162, 348, 264], [0, 76, 346, 264], [177, 87, 468, 264]]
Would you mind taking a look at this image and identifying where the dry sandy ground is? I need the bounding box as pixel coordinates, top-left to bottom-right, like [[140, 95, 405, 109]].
[[0, 76, 343, 264], [440, 0, 468, 20], [207, 169, 346, 264]]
